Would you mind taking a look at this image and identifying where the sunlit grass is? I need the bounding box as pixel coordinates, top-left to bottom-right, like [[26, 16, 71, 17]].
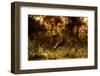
[[28, 41, 88, 60]]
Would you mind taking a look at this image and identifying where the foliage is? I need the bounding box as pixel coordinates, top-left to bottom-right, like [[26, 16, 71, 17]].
[[28, 15, 88, 60]]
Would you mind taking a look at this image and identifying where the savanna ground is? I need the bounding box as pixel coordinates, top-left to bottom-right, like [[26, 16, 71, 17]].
[[28, 15, 88, 60]]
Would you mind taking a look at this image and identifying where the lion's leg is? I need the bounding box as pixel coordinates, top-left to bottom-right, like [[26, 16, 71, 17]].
[[53, 40, 61, 48]]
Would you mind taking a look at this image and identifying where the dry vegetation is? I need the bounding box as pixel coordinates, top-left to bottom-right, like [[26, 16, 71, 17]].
[[28, 15, 88, 60]]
